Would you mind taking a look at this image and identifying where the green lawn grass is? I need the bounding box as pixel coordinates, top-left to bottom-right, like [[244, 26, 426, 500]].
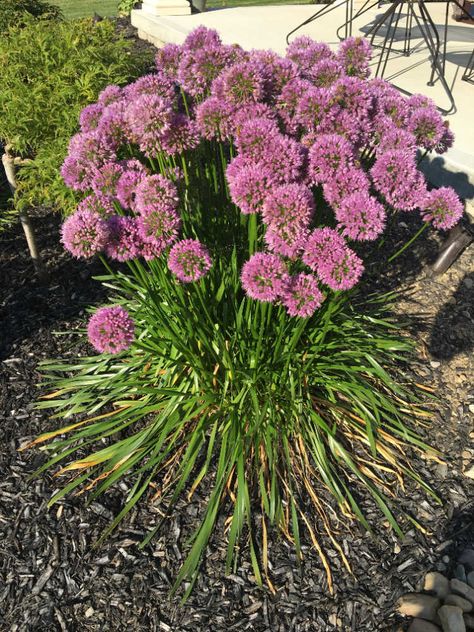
[[53, 0, 310, 19], [52, 0, 119, 19]]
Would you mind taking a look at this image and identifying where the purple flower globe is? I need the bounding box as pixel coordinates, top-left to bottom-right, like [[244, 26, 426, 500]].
[[87, 306, 135, 354], [61, 209, 109, 259], [241, 252, 289, 302], [168, 239, 212, 282], [282, 273, 324, 318]]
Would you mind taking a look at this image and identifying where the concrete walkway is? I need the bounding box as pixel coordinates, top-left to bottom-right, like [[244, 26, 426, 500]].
[[131, 3, 474, 212]]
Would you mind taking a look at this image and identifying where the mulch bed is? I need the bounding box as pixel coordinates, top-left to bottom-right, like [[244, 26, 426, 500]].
[[1, 19, 474, 632]]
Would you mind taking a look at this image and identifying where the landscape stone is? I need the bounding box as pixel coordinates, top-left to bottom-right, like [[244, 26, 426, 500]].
[[445, 595, 473, 613], [438, 605, 466, 632], [457, 566, 469, 583], [459, 551, 474, 570], [451, 580, 474, 606], [408, 619, 442, 632], [397, 594, 441, 621], [424, 573, 450, 599], [467, 572, 474, 589]]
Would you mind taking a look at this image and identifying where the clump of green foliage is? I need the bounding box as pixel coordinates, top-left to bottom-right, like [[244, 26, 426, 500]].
[[0, 16, 153, 228], [117, 0, 139, 15], [0, 0, 63, 35]]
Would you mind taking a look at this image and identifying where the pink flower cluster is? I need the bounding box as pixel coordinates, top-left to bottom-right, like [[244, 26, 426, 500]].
[[60, 26, 464, 325], [87, 306, 135, 354]]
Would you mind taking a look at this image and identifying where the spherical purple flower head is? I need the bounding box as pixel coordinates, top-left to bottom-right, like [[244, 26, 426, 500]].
[[105, 216, 142, 261], [276, 77, 314, 135], [92, 162, 124, 198], [336, 36, 372, 78], [61, 209, 109, 258], [434, 123, 454, 155], [227, 158, 273, 214], [137, 207, 181, 257], [331, 76, 374, 120], [408, 108, 445, 151], [373, 116, 416, 154], [125, 94, 174, 157], [79, 103, 104, 132], [156, 43, 182, 80], [407, 92, 434, 111], [135, 174, 179, 214], [296, 86, 333, 133], [125, 73, 176, 102], [241, 252, 289, 302], [261, 135, 308, 184], [420, 187, 463, 230], [61, 131, 116, 192], [335, 191, 386, 241], [97, 85, 123, 107], [96, 101, 128, 151], [302, 227, 347, 272], [183, 25, 222, 50], [217, 61, 267, 106], [311, 58, 343, 88], [262, 183, 314, 227], [168, 239, 212, 283], [282, 273, 324, 317], [262, 183, 314, 257], [234, 117, 281, 160], [160, 113, 200, 155], [231, 102, 277, 138], [318, 246, 364, 291], [286, 37, 333, 76], [375, 92, 410, 129], [195, 96, 234, 140], [178, 45, 235, 98], [87, 306, 135, 355], [264, 222, 310, 259], [77, 192, 116, 217], [247, 49, 300, 97], [116, 164, 148, 211], [323, 166, 370, 209], [370, 150, 427, 211], [308, 133, 355, 184], [327, 76, 375, 145]]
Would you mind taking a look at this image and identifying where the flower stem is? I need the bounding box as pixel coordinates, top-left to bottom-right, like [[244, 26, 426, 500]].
[[387, 222, 429, 263]]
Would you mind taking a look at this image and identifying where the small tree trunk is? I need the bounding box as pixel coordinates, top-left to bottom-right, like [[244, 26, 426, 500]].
[[2, 151, 48, 281]]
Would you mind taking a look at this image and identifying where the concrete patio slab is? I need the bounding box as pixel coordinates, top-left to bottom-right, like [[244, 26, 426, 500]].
[[131, 3, 474, 213]]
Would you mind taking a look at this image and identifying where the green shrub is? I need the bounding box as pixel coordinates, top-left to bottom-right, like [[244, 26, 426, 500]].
[[117, 0, 139, 15], [0, 0, 63, 35], [0, 16, 153, 225]]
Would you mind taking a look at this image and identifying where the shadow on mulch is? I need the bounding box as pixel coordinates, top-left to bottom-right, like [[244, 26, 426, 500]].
[[0, 213, 106, 361], [429, 271, 474, 360]]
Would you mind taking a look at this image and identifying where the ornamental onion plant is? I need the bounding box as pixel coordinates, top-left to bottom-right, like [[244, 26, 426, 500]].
[[29, 29, 463, 598]]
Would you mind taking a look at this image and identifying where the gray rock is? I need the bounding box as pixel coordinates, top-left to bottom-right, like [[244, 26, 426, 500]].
[[467, 572, 474, 589], [459, 551, 474, 570], [438, 606, 466, 632], [408, 619, 442, 632], [425, 573, 451, 599], [397, 594, 441, 621], [451, 579, 474, 606], [457, 566, 469, 583], [445, 595, 473, 613]]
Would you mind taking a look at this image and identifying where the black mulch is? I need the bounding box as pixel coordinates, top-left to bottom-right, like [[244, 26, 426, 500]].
[[1, 20, 474, 631]]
